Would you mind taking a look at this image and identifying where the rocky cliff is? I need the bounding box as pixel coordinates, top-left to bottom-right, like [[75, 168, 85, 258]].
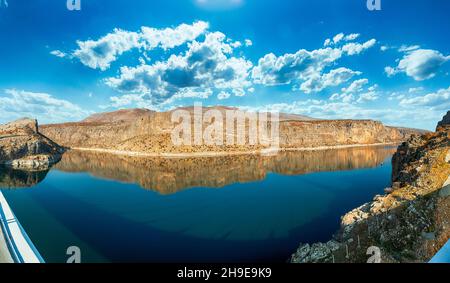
[[0, 118, 64, 171], [40, 108, 423, 154], [290, 113, 450, 263]]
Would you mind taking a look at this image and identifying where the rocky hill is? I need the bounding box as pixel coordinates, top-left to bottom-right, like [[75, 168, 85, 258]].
[[40, 107, 423, 154], [82, 108, 155, 123], [0, 118, 64, 171], [290, 111, 450, 263]]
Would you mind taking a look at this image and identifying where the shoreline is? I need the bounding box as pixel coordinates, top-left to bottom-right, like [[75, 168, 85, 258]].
[[70, 142, 400, 158]]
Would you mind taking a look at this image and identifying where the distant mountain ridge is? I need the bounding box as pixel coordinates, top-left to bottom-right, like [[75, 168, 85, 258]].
[[82, 108, 155, 123], [80, 107, 317, 124]]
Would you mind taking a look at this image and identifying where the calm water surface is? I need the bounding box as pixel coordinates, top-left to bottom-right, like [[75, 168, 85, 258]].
[[0, 146, 396, 262]]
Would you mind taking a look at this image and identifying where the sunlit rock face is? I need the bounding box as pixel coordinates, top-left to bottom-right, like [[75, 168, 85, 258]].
[[40, 108, 424, 154], [54, 145, 395, 194], [0, 118, 64, 171]]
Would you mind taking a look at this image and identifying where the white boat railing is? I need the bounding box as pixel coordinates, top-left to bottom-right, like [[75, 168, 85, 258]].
[[0, 191, 45, 263]]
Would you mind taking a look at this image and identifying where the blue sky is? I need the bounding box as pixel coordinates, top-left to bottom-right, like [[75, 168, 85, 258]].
[[0, 0, 449, 130]]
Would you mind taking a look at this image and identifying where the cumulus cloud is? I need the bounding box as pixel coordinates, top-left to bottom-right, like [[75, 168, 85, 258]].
[[70, 21, 209, 71], [299, 67, 361, 94], [324, 33, 360, 46], [341, 78, 369, 93], [0, 89, 89, 124], [252, 35, 374, 93], [399, 86, 450, 110], [357, 91, 379, 103], [330, 92, 354, 103], [385, 49, 450, 81], [341, 39, 376, 56], [105, 32, 253, 104], [140, 21, 209, 50], [252, 48, 343, 86], [398, 45, 420, 52], [384, 66, 397, 77]]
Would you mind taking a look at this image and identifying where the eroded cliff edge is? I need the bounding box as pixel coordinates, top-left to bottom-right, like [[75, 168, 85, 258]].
[[291, 111, 450, 263], [0, 118, 64, 171]]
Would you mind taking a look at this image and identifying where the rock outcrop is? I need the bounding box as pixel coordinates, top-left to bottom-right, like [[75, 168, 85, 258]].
[[40, 108, 424, 154], [290, 113, 450, 263], [437, 111, 450, 131], [0, 118, 64, 171]]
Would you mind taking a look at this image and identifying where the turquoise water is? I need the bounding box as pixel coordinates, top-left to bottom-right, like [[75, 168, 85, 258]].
[[0, 147, 395, 262]]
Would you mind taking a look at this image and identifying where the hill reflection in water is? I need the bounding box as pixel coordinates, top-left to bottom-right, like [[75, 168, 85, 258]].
[[54, 146, 397, 194], [0, 166, 49, 189]]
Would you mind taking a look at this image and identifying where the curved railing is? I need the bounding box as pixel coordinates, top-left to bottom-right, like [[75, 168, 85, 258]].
[[0, 191, 45, 263]]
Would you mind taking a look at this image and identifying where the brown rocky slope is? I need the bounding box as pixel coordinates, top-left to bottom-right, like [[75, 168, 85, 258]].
[[40, 107, 424, 154], [0, 118, 64, 170], [290, 111, 450, 263]]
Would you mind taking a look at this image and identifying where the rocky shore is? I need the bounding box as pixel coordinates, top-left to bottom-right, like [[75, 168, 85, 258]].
[[0, 118, 64, 171], [291, 111, 450, 263]]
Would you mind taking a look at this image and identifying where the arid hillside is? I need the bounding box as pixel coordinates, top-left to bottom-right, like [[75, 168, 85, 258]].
[[40, 107, 425, 154]]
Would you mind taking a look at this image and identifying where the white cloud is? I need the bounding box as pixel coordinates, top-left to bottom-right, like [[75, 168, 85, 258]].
[[245, 39, 253, 47], [252, 36, 375, 93], [50, 50, 67, 58], [385, 49, 449, 81], [357, 91, 379, 103], [252, 48, 343, 86], [399, 87, 450, 110], [299, 67, 361, 94], [341, 39, 376, 55], [330, 92, 354, 103], [71, 21, 209, 71], [333, 33, 345, 44], [105, 31, 253, 104], [398, 45, 420, 52], [342, 78, 369, 93], [73, 29, 142, 71], [384, 66, 397, 77], [0, 89, 89, 124], [344, 33, 360, 41], [324, 33, 360, 46], [140, 21, 209, 50]]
